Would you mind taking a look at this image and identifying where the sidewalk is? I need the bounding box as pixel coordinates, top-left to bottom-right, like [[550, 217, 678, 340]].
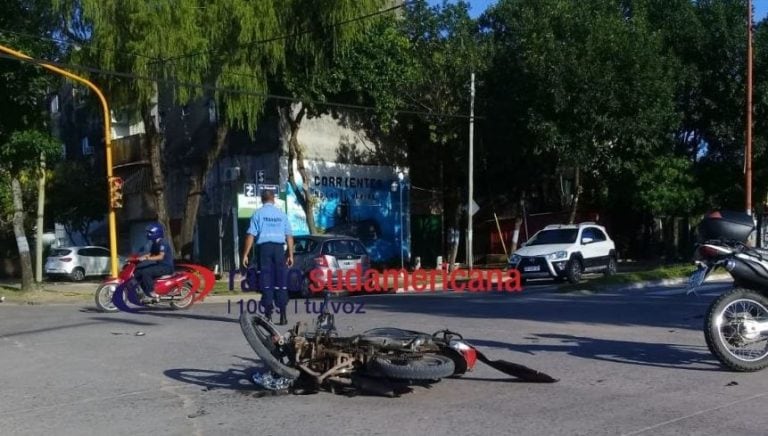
[[0, 279, 253, 305]]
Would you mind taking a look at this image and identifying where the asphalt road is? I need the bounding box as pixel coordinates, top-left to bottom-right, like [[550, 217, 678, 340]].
[[2, 280, 768, 436]]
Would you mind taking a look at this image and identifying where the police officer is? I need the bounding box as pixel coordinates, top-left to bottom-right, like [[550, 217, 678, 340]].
[[242, 189, 294, 325]]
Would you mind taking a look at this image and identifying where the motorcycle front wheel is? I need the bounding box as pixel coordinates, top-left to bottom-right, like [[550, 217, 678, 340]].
[[705, 287, 768, 372], [239, 312, 300, 380], [95, 283, 123, 313]]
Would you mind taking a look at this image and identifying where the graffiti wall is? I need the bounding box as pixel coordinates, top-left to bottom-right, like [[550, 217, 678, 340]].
[[279, 158, 410, 264]]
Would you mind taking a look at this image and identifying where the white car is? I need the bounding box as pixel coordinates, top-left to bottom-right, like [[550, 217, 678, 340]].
[[508, 222, 617, 283], [45, 246, 126, 281]]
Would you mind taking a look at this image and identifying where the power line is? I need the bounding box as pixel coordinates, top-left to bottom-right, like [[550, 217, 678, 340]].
[[0, 28, 159, 60], [162, 1, 411, 64], [0, 51, 484, 120]]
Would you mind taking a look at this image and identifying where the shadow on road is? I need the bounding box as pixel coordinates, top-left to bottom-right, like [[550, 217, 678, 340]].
[[131, 310, 238, 324], [164, 356, 266, 391], [468, 335, 724, 372], [0, 316, 157, 339], [355, 289, 718, 331]]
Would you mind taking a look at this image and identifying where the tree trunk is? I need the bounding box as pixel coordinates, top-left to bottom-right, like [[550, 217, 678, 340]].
[[142, 105, 174, 255], [672, 216, 680, 260], [568, 166, 581, 224], [511, 193, 525, 251], [511, 216, 523, 252], [11, 177, 34, 291], [177, 124, 229, 259], [283, 104, 318, 234], [35, 152, 46, 283]]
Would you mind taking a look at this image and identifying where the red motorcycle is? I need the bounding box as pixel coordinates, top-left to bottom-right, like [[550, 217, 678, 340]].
[[94, 255, 215, 313]]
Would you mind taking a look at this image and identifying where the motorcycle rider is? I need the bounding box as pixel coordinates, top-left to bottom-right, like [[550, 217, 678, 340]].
[[135, 222, 174, 302]]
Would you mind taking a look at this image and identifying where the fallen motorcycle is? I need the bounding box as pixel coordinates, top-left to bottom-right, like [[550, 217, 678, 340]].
[[688, 211, 768, 371], [95, 255, 215, 313], [239, 295, 557, 396]]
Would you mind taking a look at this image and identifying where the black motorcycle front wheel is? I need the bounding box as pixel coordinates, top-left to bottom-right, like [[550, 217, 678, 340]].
[[705, 288, 768, 372], [370, 353, 455, 380], [239, 312, 301, 380]]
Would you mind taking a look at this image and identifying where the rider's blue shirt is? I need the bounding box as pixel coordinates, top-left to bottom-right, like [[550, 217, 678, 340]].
[[247, 203, 292, 245], [142, 239, 174, 269]]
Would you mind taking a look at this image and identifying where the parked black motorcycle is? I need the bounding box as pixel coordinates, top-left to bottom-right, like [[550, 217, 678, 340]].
[[688, 211, 768, 371]]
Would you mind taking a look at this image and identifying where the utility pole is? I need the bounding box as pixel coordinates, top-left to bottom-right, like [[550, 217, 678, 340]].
[[467, 73, 475, 269], [746, 0, 753, 216]]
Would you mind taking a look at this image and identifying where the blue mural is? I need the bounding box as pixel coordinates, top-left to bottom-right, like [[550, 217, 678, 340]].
[[282, 162, 410, 264]]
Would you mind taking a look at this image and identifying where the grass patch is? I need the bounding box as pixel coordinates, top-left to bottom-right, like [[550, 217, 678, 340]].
[[559, 263, 696, 292], [0, 286, 91, 304]]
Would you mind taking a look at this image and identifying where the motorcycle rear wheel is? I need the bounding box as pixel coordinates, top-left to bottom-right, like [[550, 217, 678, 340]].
[[705, 287, 768, 372], [239, 312, 300, 380], [371, 353, 455, 380], [170, 284, 194, 310]]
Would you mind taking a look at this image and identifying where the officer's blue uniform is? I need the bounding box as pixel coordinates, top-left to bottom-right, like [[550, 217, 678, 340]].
[[247, 203, 292, 316]]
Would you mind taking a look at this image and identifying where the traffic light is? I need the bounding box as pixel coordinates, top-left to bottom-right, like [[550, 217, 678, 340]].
[[257, 170, 265, 184], [109, 176, 124, 209]]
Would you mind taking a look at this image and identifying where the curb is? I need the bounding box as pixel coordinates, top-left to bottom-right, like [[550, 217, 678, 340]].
[[580, 272, 732, 293]]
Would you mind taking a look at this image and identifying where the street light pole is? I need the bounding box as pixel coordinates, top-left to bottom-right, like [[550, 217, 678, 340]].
[[0, 44, 120, 277], [398, 171, 404, 269], [746, 0, 753, 216], [467, 72, 475, 269]]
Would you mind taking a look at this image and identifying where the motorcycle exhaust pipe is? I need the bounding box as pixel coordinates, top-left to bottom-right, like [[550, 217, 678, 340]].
[[725, 258, 768, 288]]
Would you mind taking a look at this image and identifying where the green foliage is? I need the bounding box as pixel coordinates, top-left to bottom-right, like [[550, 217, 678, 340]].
[[483, 0, 677, 179], [46, 160, 106, 241], [636, 155, 703, 216], [0, 130, 61, 175], [0, 0, 58, 144]]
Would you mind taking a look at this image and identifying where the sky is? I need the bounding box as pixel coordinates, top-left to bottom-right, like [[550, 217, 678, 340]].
[[429, 0, 768, 21]]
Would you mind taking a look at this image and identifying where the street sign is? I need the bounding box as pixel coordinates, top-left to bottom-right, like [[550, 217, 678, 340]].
[[258, 184, 279, 195], [243, 183, 256, 197]]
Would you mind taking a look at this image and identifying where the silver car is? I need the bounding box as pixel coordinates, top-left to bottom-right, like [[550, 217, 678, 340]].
[[289, 235, 371, 296], [45, 246, 125, 281]]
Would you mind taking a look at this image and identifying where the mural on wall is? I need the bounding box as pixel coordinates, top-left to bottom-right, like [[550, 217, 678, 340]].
[[278, 158, 410, 264]]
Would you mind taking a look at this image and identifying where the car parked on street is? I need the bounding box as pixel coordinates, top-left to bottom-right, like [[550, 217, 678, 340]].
[[508, 222, 617, 283], [45, 246, 126, 281], [288, 235, 371, 297]]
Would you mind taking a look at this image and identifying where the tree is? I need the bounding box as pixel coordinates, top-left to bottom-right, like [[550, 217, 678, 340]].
[[56, 0, 390, 257], [0, 0, 60, 289], [482, 0, 678, 222], [0, 131, 60, 291], [269, 0, 389, 235], [47, 160, 107, 244]]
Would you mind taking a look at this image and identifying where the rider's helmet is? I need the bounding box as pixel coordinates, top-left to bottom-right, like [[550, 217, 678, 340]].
[[145, 222, 164, 242]]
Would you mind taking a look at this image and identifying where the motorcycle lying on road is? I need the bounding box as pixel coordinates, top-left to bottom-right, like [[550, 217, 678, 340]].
[[239, 294, 558, 396], [688, 211, 768, 371], [95, 255, 215, 313]]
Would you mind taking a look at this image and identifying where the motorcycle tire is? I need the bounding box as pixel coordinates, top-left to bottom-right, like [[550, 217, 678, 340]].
[[239, 312, 300, 380], [370, 353, 455, 380], [170, 284, 194, 310], [705, 287, 768, 372], [95, 283, 122, 313]]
